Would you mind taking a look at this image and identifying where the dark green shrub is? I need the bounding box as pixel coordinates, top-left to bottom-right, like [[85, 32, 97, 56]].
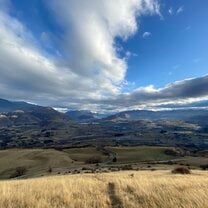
[[171, 167, 191, 174], [200, 164, 208, 170]]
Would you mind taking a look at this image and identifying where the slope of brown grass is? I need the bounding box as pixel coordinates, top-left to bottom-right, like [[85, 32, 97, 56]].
[[0, 149, 73, 179], [0, 170, 207, 208]]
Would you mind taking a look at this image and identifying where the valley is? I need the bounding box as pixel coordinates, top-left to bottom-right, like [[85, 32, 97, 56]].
[[0, 98, 207, 180]]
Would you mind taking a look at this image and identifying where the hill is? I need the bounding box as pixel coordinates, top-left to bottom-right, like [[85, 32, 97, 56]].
[[0, 147, 174, 179], [0, 98, 70, 126], [0, 170, 207, 208], [0, 147, 207, 179]]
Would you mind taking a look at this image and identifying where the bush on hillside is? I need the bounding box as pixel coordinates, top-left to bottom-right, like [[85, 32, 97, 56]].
[[171, 167, 191, 175], [10, 166, 27, 178], [47, 166, 52, 173]]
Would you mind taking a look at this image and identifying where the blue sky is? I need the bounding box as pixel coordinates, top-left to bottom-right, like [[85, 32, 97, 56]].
[[124, 0, 208, 88], [0, 0, 208, 112]]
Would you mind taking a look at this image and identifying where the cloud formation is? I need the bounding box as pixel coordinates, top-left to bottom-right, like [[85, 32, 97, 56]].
[[168, 6, 184, 16], [47, 0, 160, 82], [0, 1, 207, 112], [142, 31, 151, 38], [168, 7, 173, 15], [98, 75, 208, 111], [176, 6, 184, 14], [0, 0, 160, 109]]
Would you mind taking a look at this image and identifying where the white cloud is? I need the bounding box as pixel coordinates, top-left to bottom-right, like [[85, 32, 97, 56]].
[[168, 6, 184, 16], [48, 0, 160, 83], [142, 31, 151, 38], [0, 0, 160, 109], [168, 7, 173, 15], [0, 11, 118, 103], [176, 6, 184, 14]]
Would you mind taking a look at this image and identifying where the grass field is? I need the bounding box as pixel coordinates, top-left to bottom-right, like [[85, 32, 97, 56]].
[[0, 170, 207, 208], [0, 146, 178, 179], [0, 149, 73, 179], [0, 147, 206, 179], [63, 147, 108, 162], [0, 147, 110, 179], [107, 146, 176, 163]]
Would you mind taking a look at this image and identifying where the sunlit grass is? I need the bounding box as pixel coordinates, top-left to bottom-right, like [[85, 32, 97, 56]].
[[0, 170, 207, 208]]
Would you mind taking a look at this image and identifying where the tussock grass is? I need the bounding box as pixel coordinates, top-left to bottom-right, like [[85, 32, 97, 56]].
[[0, 170, 207, 208]]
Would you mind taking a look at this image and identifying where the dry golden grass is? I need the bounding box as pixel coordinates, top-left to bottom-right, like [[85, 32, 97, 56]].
[[0, 170, 207, 208]]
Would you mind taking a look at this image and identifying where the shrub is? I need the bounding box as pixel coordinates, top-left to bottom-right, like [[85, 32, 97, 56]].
[[200, 164, 208, 170], [121, 165, 133, 170], [171, 167, 191, 174], [85, 156, 102, 164], [10, 166, 27, 178], [165, 148, 184, 156], [47, 166, 52, 173]]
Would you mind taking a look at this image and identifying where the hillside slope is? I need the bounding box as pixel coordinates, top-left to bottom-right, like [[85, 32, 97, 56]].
[[0, 171, 207, 208]]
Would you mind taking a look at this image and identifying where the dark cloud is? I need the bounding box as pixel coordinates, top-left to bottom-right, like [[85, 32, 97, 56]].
[[98, 75, 208, 110]]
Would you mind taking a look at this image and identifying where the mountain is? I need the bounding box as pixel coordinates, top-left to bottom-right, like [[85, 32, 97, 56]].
[[0, 107, 70, 126], [0, 98, 70, 126], [105, 109, 208, 124], [1, 98, 208, 125], [0, 98, 36, 112]]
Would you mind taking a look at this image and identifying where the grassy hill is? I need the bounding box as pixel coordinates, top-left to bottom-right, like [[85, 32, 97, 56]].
[[0, 148, 110, 179], [0, 149, 74, 179], [107, 146, 176, 163], [0, 170, 207, 208], [0, 146, 179, 179], [0, 147, 207, 179]]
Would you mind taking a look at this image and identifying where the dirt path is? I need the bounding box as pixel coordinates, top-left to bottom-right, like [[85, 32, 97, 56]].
[[108, 182, 124, 208]]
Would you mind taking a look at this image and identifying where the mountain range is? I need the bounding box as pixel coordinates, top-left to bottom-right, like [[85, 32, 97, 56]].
[[0, 98, 69, 126], [1, 98, 208, 124], [105, 109, 208, 124]]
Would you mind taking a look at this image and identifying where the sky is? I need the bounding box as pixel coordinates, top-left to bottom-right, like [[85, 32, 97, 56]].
[[0, 0, 208, 112]]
